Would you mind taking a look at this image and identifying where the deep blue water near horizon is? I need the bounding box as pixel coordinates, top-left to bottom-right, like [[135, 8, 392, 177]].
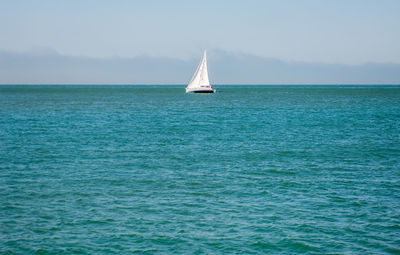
[[1, 85, 399, 254]]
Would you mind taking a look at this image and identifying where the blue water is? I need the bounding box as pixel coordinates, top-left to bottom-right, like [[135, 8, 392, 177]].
[[1, 85, 400, 254]]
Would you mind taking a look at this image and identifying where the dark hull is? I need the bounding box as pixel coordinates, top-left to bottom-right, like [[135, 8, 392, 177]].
[[192, 90, 215, 93]]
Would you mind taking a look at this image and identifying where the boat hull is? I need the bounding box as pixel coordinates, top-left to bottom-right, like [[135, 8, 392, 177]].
[[186, 88, 216, 94], [190, 90, 215, 94]]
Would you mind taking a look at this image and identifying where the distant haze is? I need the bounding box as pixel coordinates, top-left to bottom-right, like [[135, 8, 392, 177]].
[[1, 0, 400, 84], [1, 49, 399, 84]]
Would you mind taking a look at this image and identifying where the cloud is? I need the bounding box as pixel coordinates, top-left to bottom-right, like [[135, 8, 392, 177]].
[[1, 49, 399, 84]]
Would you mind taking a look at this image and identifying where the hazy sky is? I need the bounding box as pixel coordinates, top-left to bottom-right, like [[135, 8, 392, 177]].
[[1, 0, 399, 64]]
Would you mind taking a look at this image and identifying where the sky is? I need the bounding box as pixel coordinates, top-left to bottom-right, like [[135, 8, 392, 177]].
[[1, 0, 400, 84]]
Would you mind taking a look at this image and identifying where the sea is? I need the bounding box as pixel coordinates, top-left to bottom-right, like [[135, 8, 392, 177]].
[[1, 85, 399, 254]]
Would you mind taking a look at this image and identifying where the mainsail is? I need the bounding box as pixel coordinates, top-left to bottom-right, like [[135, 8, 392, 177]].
[[186, 50, 214, 93]]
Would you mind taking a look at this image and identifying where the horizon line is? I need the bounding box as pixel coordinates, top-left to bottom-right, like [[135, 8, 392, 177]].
[[1, 83, 400, 86]]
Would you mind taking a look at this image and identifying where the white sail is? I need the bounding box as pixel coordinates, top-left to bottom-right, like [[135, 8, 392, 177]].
[[186, 50, 214, 93]]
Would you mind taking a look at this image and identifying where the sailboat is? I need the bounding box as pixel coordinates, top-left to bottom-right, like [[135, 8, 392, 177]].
[[186, 50, 215, 93]]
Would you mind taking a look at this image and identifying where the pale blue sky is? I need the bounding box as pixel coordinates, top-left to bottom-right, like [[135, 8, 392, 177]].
[[1, 0, 399, 64]]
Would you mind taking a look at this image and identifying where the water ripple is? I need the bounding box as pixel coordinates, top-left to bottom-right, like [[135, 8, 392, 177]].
[[1, 85, 400, 254]]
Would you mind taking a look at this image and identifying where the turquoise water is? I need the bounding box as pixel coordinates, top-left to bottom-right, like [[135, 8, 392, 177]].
[[1, 85, 400, 254]]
